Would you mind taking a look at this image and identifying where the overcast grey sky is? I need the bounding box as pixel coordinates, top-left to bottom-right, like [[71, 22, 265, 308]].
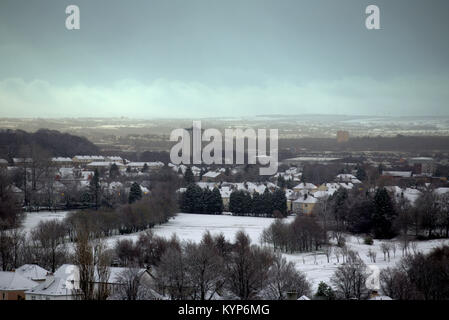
[[0, 0, 448, 118]]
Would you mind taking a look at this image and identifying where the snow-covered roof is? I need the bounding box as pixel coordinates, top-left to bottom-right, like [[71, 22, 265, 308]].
[[293, 182, 317, 190], [106, 156, 122, 161], [52, 157, 72, 162], [203, 171, 221, 178], [127, 161, 164, 167], [313, 190, 333, 199], [16, 264, 49, 281], [0, 158, 8, 164], [435, 187, 449, 195], [73, 155, 105, 161], [87, 161, 125, 167], [293, 195, 318, 204], [369, 295, 392, 300], [0, 271, 38, 291], [13, 158, 33, 163], [196, 182, 216, 190]]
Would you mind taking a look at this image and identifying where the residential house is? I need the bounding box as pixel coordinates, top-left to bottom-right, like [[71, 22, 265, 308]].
[[51, 157, 73, 167], [293, 182, 317, 193], [202, 171, 222, 182], [16, 264, 49, 283], [292, 193, 318, 214], [0, 271, 38, 300]]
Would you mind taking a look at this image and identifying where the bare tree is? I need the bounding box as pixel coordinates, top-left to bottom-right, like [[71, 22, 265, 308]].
[[264, 252, 311, 300], [380, 243, 391, 262], [184, 234, 225, 300], [113, 267, 155, 300], [155, 245, 189, 300], [367, 249, 377, 263], [225, 231, 273, 300], [323, 245, 333, 263], [331, 250, 369, 300], [31, 219, 68, 272], [93, 239, 111, 300], [74, 229, 95, 300]]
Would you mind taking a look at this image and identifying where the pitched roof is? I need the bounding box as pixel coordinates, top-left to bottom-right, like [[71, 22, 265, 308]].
[[293, 182, 317, 190], [0, 271, 38, 291], [16, 264, 49, 281]]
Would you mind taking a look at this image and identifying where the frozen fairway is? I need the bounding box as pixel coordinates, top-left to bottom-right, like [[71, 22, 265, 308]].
[[21, 210, 69, 233], [104, 213, 294, 246]]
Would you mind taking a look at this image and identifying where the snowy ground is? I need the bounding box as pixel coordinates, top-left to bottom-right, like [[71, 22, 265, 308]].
[[21, 210, 69, 233], [22, 211, 449, 293]]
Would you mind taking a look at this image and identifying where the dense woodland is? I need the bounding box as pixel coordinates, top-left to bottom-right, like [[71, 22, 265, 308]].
[[0, 129, 99, 160]]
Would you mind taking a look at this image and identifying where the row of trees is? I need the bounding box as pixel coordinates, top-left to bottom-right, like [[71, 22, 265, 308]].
[[0, 220, 69, 272], [229, 189, 287, 217], [66, 182, 178, 238], [179, 184, 223, 214], [314, 186, 449, 240], [261, 215, 326, 253], [112, 230, 312, 300], [380, 245, 449, 300]]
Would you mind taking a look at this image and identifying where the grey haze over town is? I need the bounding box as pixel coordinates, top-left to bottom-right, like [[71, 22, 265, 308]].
[[0, 0, 449, 118]]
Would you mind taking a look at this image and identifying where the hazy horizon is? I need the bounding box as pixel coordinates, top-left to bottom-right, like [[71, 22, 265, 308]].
[[1, 0, 448, 118]]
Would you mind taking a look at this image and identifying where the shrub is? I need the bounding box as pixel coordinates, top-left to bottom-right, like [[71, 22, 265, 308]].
[[364, 235, 374, 245]]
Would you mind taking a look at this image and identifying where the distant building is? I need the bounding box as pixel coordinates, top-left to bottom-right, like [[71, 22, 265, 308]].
[[86, 161, 125, 170], [408, 157, 435, 176], [0, 271, 38, 300], [126, 161, 164, 171], [292, 193, 318, 215], [336, 130, 349, 143], [382, 171, 413, 178], [72, 155, 105, 165], [202, 171, 223, 182], [51, 157, 73, 167], [0, 159, 8, 168]]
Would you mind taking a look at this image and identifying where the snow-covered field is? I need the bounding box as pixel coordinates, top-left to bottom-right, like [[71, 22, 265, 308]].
[[22, 211, 449, 292], [21, 210, 69, 233]]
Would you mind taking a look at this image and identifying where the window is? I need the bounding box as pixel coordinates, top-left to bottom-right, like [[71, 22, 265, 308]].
[[31, 295, 36, 300]]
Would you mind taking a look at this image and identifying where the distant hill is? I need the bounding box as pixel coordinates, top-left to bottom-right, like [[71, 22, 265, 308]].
[[0, 129, 100, 161], [280, 135, 449, 154]]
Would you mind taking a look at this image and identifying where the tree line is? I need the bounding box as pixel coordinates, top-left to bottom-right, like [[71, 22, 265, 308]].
[[313, 186, 449, 241], [111, 230, 311, 300], [229, 189, 287, 217], [179, 184, 223, 214]]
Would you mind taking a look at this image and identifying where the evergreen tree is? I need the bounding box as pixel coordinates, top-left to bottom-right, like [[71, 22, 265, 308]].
[[315, 281, 336, 300], [262, 189, 273, 216], [272, 189, 287, 217], [210, 187, 223, 214], [128, 182, 142, 204], [184, 167, 195, 185], [89, 169, 101, 210], [109, 163, 120, 179], [356, 167, 367, 181], [229, 190, 250, 215], [180, 184, 204, 213], [372, 188, 397, 238], [252, 193, 265, 216], [277, 176, 286, 189]]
